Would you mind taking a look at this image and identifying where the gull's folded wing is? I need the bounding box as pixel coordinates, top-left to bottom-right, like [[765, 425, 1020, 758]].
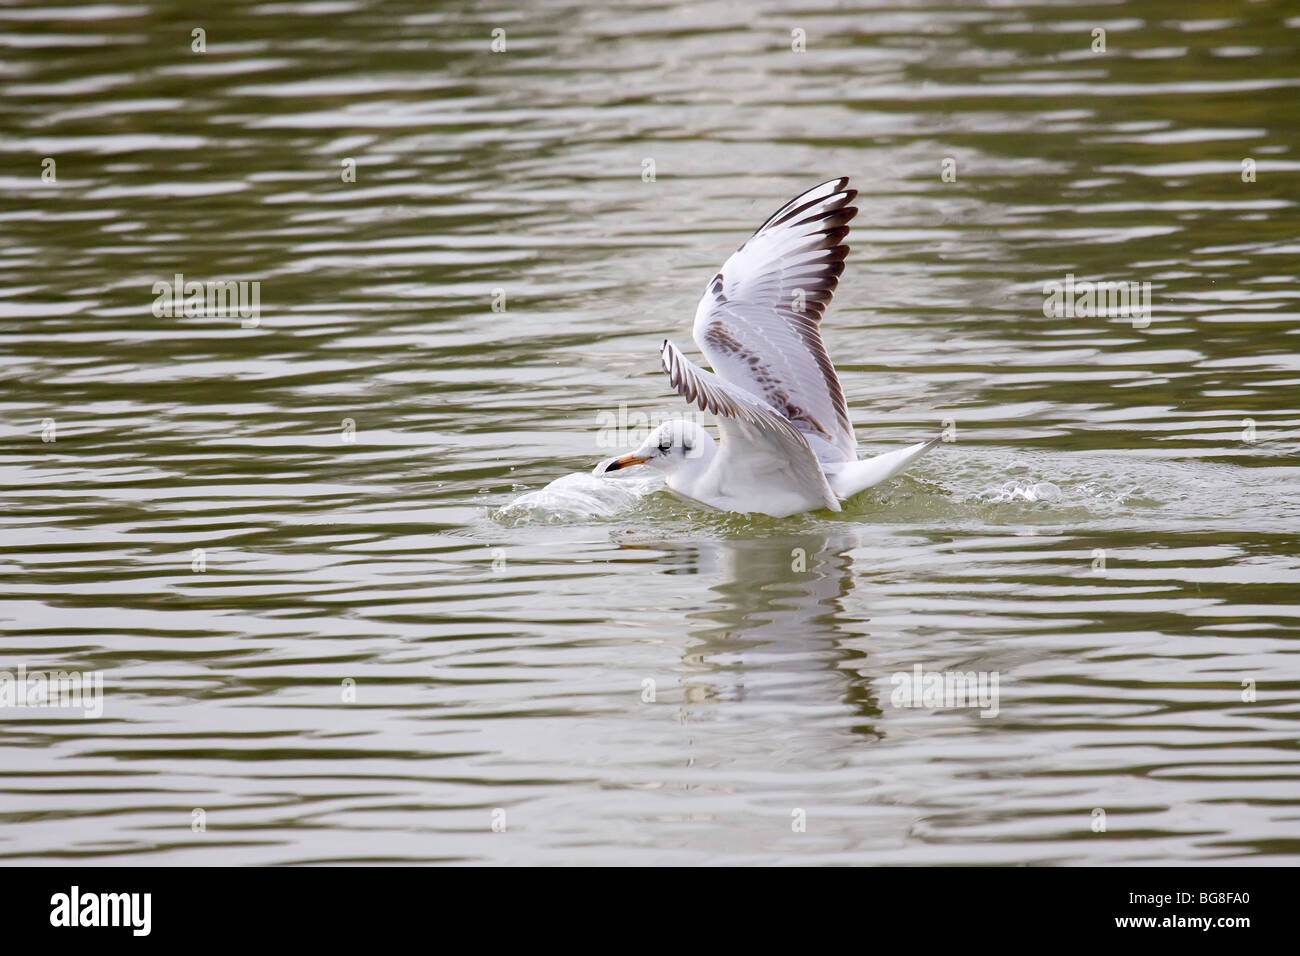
[[661, 339, 840, 513], [692, 178, 859, 464]]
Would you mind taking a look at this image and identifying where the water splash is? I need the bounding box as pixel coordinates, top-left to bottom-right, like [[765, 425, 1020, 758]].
[[494, 471, 663, 524], [979, 479, 1063, 504]]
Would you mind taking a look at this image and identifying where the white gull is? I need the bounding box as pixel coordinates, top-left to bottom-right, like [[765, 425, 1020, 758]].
[[597, 177, 940, 517]]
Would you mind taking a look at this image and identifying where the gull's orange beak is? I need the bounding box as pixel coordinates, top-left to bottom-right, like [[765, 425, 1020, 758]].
[[604, 453, 651, 472]]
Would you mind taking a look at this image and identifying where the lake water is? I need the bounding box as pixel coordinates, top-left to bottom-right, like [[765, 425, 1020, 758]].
[[1, 0, 1298, 864]]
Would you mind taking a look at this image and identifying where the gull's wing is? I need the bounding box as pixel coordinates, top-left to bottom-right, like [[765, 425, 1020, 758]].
[[692, 178, 859, 463], [661, 339, 840, 513]]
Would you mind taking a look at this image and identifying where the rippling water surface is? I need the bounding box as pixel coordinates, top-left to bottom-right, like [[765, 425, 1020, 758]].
[[1, 0, 1298, 864]]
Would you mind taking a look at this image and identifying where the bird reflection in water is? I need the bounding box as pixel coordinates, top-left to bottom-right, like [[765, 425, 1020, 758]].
[[621, 531, 883, 739]]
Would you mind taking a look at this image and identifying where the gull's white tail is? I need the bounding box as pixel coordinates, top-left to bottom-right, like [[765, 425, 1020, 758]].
[[828, 436, 942, 501]]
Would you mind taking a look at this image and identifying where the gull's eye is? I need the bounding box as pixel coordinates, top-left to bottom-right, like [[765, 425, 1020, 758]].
[[658, 438, 672, 452]]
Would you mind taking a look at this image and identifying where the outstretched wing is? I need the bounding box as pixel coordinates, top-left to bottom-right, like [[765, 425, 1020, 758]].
[[692, 177, 858, 463], [661, 339, 840, 513]]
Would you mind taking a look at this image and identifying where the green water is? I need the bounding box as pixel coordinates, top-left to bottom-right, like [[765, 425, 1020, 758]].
[[1, 0, 1298, 863]]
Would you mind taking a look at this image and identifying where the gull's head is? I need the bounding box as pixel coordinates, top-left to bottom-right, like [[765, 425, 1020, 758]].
[[598, 420, 713, 475]]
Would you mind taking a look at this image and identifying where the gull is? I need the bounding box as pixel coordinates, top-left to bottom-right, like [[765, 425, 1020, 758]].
[[597, 177, 940, 517]]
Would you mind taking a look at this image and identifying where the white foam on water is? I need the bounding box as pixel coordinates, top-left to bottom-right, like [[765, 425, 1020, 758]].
[[980, 479, 1063, 503], [494, 470, 663, 524]]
